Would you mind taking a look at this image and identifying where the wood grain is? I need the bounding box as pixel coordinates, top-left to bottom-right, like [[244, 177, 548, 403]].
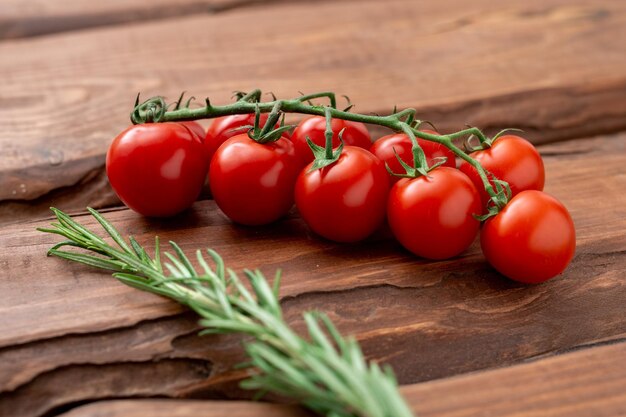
[[0, 0, 247, 39], [57, 341, 626, 417], [1, 133, 624, 416], [405, 341, 626, 417], [60, 399, 311, 417], [2, 0, 626, 224]]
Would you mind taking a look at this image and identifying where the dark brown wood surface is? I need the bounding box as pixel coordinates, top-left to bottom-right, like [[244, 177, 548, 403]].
[[1, 1, 625, 416], [2, 0, 626, 225], [1, 132, 625, 417], [0, 0, 240, 39], [57, 341, 626, 417]]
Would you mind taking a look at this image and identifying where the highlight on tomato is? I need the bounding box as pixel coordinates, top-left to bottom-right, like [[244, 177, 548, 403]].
[[459, 134, 545, 207], [387, 167, 481, 260], [106, 122, 209, 217], [481, 190, 576, 284], [209, 121, 299, 226], [291, 116, 371, 166], [295, 145, 389, 243], [370, 129, 456, 184]]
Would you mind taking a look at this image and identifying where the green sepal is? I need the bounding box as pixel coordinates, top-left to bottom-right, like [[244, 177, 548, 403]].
[[392, 148, 418, 178], [474, 178, 512, 221], [387, 125, 441, 180], [385, 162, 406, 178], [474, 205, 501, 222], [428, 156, 449, 171], [130, 96, 166, 124], [306, 137, 343, 172], [255, 125, 295, 144], [247, 102, 294, 144]]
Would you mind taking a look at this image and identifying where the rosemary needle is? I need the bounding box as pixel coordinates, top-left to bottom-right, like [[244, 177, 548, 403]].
[[38, 207, 415, 417]]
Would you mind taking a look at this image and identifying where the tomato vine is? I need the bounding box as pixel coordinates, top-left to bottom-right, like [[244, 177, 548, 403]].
[[131, 89, 510, 215]]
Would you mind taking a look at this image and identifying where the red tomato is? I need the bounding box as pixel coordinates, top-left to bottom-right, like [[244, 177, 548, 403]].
[[481, 190, 576, 284], [295, 146, 389, 243], [370, 129, 456, 183], [291, 116, 371, 165], [180, 121, 205, 140], [106, 123, 208, 217], [209, 134, 300, 226], [387, 167, 481, 260], [459, 135, 545, 207], [205, 113, 278, 162]]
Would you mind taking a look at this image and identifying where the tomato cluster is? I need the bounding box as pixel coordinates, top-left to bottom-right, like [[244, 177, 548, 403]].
[[106, 115, 575, 284]]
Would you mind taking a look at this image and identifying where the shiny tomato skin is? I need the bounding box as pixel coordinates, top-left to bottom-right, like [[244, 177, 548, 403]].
[[481, 190, 575, 284], [180, 121, 205, 140], [387, 167, 481, 260], [106, 123, 208, 217], [459, 135, 545, 207], [370, 129, 456, 183], [205, 113, 278, 162], [295, 146, 389, 243], [291, 116, 371, 165], [209, 134, 300, 226]]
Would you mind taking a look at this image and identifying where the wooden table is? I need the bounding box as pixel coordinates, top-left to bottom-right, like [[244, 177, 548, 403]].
[[1, 1, 625, 416]]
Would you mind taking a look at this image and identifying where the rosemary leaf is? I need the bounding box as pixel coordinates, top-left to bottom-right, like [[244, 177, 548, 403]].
[[39, 208, 415, 417]]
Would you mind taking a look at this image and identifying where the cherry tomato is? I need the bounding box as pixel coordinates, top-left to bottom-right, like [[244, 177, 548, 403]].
[[295, 146, 389, 243], [291, 116, 371, 165], [180, 121, 205, 140], [459, 135, 545, 207], [106, 123, 208, 217], [481, 190, 575, 284], [209, 133, 300, 226], [205, 113, 278, 162], [370, 129, 456, 183], [387, 167, 481, 260]]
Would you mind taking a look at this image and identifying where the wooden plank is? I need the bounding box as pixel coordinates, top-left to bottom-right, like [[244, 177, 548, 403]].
[[2, 0, 626, 224], [60, 399, 309, 417], [404, 341, 626, 417], [57, 341, 626, 417], [0, 133, 624, 417], [0, 0, 240, 39]]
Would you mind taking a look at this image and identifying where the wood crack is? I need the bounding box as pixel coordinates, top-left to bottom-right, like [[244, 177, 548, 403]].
[[0, 359, 214, 417]]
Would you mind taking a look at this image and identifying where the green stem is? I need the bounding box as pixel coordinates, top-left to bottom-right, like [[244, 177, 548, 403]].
[[238, 89, 262, 103], [324, 106, 334, 159], [134, 92, 504, 209], [297, 91, 337, 109]]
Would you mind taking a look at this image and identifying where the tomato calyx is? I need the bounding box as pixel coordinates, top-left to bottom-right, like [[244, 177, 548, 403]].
[[385, 124, 448, 179], [131, 95, 167, 124], [306, 107, 346, 172], [475, 178, 512, 221], [246, 103, 294, 144], [306, 131, 345, 172], [386, 150, 448, 179]]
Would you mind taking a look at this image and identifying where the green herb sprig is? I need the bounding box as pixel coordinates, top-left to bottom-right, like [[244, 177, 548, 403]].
[[38, 207, 414, 417]]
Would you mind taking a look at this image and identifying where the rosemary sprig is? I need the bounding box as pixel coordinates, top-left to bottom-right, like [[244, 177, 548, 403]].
[[38, 208, 415, 417]]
